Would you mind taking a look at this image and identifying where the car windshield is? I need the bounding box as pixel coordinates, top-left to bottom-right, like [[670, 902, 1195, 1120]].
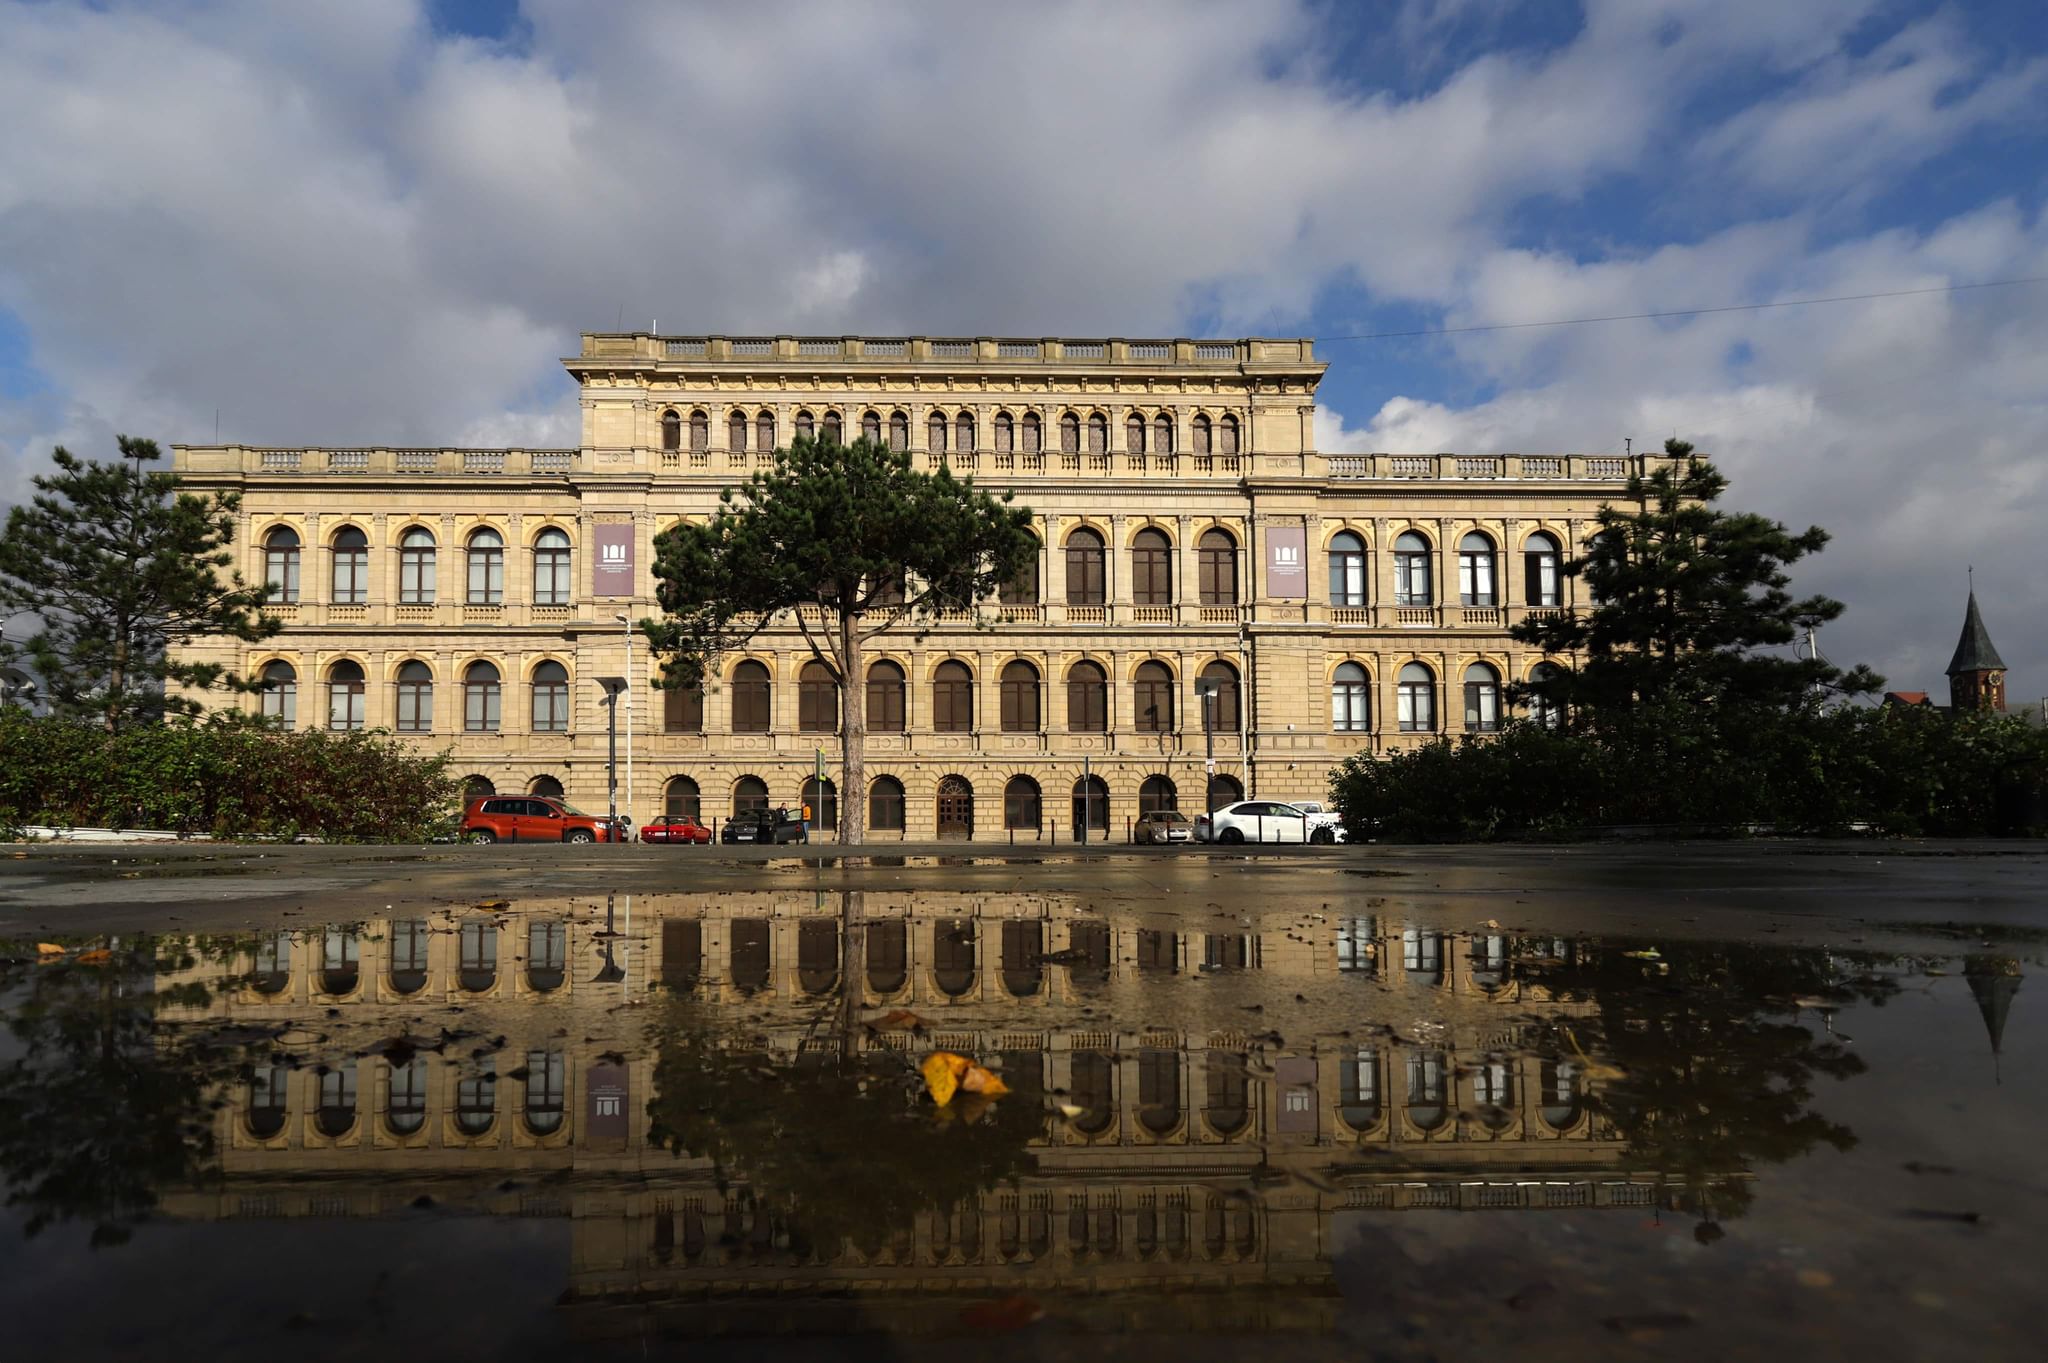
[[1150, 812, 1190, 824], [556, 801, 592, 817]]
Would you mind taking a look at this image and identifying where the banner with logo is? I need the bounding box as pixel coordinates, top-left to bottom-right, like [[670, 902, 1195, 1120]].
[[587, 1061, 630, 1140], [1267, 525, 1307, 598], [592, 523, 635, 597]]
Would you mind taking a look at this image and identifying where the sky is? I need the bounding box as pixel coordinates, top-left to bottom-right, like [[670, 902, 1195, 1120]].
[[0, 0, 2043, 699]]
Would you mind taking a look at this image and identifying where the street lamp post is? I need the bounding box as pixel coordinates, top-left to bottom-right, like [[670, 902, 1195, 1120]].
[[596, 675, 625, 845], [1195, 678, 1218, 813], [615, 613, 633, 836]]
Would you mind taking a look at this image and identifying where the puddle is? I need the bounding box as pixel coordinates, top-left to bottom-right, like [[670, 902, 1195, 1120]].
[[0, 892, 2041, 1360]]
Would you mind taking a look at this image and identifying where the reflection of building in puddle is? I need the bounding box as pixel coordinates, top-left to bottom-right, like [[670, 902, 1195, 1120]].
[[151, 895, 1688, 1331]]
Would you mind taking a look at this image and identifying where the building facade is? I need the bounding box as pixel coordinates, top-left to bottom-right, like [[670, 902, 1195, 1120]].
[[172, 333, 1680, 838]]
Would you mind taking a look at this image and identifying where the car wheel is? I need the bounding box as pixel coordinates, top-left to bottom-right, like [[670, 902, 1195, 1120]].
[[1311, 826, 1336, 845], [1219, 827, 1244, 845], [565, 828, 596, 844], [466, 829, 495, 844]]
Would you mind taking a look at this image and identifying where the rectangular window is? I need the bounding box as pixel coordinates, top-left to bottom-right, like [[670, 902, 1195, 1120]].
[[465, 684, 500, 732], [400, 554, 434, 604], [396, 684, 431, 732], [329, 685, 364, 731], [1460, 553, 1496, 606], [468, 554, 503, 605], [1330, 553, 1365, 606], [1526, 552, 1559, 606], [266, 553, 300, 604], [534, 556, 569, 606], [533, 686, 569, 732], [1397, 684, 1433, 732], [1395, 556, 1431, 606], [663, 685, 703, 733]]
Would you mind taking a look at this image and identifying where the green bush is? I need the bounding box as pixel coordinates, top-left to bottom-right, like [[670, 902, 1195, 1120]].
[[0, 709, 459, 841], [1331, 704, 2048, 842]]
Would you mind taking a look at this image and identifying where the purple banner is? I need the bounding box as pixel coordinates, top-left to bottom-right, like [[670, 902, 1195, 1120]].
[[592, 523, 635, 597], [587, 1062, 630, 1140], [1266, 526, 1307, 598]]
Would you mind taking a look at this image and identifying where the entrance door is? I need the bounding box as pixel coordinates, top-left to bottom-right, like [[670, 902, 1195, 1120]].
[[936, 776, 974, 839]]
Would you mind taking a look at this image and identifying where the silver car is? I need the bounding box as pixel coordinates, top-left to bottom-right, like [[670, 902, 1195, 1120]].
[[1134, 810, 1194, 844]]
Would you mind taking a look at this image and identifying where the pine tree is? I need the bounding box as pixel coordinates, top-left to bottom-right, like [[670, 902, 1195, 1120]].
[[1514, 439, 1880, 721], [644, 433, 1037, 844], [0, 436, 278, 731]]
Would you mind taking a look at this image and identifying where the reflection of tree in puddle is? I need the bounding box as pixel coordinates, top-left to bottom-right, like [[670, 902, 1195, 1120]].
[[643, 891, 1040, 1259], [0, 939, 254, 1245], [1520, 940, 1895, 1235]]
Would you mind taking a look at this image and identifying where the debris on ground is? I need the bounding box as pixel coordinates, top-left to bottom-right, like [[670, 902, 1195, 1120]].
[[922, 1050, 1009, 1106]]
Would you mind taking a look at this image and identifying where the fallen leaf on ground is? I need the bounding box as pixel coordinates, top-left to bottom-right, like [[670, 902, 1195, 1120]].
[[874, 1009, 927, 1031], [74, 949, 113, 965], [35, 943, 65, 956], [959, 1296, 1044, 1332], [922, 1051, 1008, 1105]]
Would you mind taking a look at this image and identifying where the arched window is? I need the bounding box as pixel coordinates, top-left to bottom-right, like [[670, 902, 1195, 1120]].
[[995, 412, 1014, 452], [320, 928, 359, 996], [1406, 1051, 1449, 1132], [927, 411, 947, 453], [330, 526, 368, 605], [455, 1061, 496, 1136], [524, 1051, 565, 1134], [1539, 1058, 1582, 1129], [802, 776, 838, 828], [663, 681, 703, 732], [728, 409, 748, 452], [1002, 921, 1044, 998], [868, 775, 906, 831], [1394, 531, 1432, 606], [527, 920, 566, 992], [466, 529, 504, 605], [1193, 414, 1213, 454], [1059, 412, 1080, 453], [1065, 528, 1105, 606], [1001, 538, 1040, 605], [732, 775, 769, 815], [688, 409, 709, 453], [1139, 775, 1177, 816], [1153, 411, 1173, 454], [1020, 411, 1041, 452], [935, 775, 974, 838], [1067, 660, 1108, 731], [756, 410, 775, 453], [866, 918, 908, 993], [866, 661, 906, 733], [1132, 527, 1172, 605], [798, 918, 839, 996], [1474, 1058, 1515, 1128], [1524, 531, 1562, 607], [259, 660, 296, 727], [1000, 659, 1040, 732], [398, 527, 436, 604], [1198, 660, 1240, 731], [464, 660, 501, 732], [1207, 773, 1243, 808], [861, 409, 882, 444], [731, 661, 771, 733], [251, 931, 290, 994], [1134, 661, 1175, 732], [795, 409, 815, 441], [529, 775, 564, 799], [327, 660, 365, 731], [1198, 529, 1238, 606], [1087, 412, 1108, 454], [388, 922, 428, 996], [730, 919, 770, 994], [798, 660, 838, 733], [888, 410, 909, 451], [934, 917, 976, 995], [660, 409, 681, 452], [1329, 531, 1367, 607], [248, 1065, 288, 1139], [1125, 413, 1145, 454], [1003, 775, 1042, 830], [955, 411, 975, 452], [1069, 1053, 1114, 1136], [664, 775, 701, 818], [460, 775, 494, 803], [533, 528, 572, 606], [1463, 662, 1501, 733], [263, 526, 301, 604], [1397, 662, 1435, 732], [531, 660, 570, 732], [932, 660, 974, 733], [1459, 531, 1497, 606], [1072, 775, 1109, 835], [386, 1057, 427, 1135], [1207, 1051, 1250, 1136], [395, 660, 433, 732], [1528, 661, 1565, 729], [822, 410, 843, 443], [1404, 929, 1444, 986], [1218, 414, 1240, 455], [1339, 1049, 1382, 1130], [1332, 662, 1372, 732], [459, 920, 498, 992]]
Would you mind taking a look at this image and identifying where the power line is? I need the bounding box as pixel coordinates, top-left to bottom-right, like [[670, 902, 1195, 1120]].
[[1320, 274, 2048, 342]]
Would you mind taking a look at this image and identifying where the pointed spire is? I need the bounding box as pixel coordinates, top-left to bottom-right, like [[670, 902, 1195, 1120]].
[[1945, 587, 2006, 676]]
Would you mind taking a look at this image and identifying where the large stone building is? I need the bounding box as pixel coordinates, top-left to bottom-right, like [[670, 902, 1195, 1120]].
[[172, 333, 1680, 838]]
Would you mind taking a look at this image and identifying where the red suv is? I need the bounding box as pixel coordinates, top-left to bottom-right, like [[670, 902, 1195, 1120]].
[[461, 796, 614, 844]]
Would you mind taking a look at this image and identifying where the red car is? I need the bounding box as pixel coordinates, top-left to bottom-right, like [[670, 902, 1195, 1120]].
[[640, 813, 713, 844], [460, 796, 614, 844]]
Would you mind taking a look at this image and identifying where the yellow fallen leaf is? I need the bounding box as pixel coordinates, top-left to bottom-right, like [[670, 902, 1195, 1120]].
[[922, 1051, 970, 1106], [75, 949, 113, 965], [475, 899, 510, 910], [960, 1063, 1009, 1098], [36, 942, 65, 956]]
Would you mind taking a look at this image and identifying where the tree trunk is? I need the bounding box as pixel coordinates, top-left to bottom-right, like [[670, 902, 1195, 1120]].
[[106, 624, 127, 734], [837, 609, 866, 844]]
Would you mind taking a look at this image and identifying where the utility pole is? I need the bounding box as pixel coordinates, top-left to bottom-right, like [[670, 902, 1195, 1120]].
[[616, 613, 634, 838], [597, 676, 625, 844], [1196, 678, 1218, 813]]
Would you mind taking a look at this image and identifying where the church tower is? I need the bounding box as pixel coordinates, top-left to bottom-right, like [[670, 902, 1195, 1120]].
[[1945, 588, 2007, 713]]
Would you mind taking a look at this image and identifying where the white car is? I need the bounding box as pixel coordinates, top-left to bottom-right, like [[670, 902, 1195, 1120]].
[[1291, 801, 1350, 843], [1195, 800, 1344, 845]]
